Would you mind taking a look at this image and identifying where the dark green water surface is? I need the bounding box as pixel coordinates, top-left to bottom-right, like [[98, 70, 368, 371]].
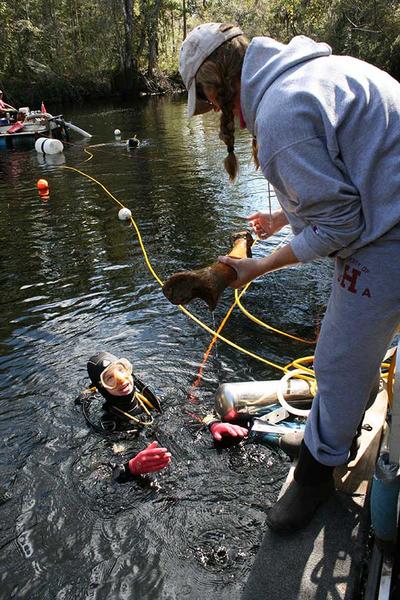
[[0, 96, 331, 599]]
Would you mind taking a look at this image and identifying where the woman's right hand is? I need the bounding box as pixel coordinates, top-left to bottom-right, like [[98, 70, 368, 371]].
[[217, 256, 265, 288], [247, 210, 288, 239], [128, 441, 171, 475]]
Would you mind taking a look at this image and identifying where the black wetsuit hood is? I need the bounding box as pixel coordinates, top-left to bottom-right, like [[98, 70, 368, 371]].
[[87, 352, 136, 410]]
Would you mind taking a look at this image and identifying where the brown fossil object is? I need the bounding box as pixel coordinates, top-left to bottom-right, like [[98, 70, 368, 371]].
[[162, 231, 253, 311]]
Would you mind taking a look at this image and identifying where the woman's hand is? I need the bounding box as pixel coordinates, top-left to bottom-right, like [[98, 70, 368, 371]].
[[219, 242, 299, 289], [247, 210, 288, 239], [218, 256, 264, 288], [128, 441, 171, 475], [210, 422, 248, 442]]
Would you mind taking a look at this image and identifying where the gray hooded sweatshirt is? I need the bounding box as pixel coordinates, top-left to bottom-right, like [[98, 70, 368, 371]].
[[240, 36, 400, 262]]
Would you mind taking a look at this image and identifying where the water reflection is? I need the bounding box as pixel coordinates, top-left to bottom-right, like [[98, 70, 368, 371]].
[[36, 152, 66, 168], [0, 96, 331, 599]]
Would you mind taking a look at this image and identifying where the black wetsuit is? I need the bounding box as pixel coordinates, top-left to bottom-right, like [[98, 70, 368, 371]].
[[101, 395, 145, 433]]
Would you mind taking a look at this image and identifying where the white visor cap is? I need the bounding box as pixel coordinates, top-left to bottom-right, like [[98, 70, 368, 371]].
[[179, 23, 243, 118]]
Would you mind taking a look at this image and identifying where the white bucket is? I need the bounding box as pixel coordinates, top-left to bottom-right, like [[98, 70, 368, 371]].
[[35, 137, 64, 155]]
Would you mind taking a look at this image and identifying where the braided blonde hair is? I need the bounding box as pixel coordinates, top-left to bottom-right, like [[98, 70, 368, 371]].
[[252, 137, 260, 170], [195, 24, 249, 180]]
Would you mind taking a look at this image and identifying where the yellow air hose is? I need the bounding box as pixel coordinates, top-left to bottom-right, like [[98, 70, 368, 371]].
[[62, 159, 395, 401], [62, 165, 292, 375]]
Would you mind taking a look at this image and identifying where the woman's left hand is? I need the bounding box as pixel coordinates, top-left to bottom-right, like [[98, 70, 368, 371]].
[[218, 256, 264, 288]]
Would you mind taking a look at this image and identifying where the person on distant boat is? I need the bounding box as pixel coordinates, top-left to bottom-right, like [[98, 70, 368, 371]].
[[178, 23, 400, 533], [77, 351, 172, 482], [0, 90, 16, 112]]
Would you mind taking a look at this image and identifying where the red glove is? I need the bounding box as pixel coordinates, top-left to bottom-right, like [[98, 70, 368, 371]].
[[128, 441, 171, 476], [210, 422, 248, 442]]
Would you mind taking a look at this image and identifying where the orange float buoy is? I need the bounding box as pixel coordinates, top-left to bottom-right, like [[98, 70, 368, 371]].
[[37, 178, 49, 191]]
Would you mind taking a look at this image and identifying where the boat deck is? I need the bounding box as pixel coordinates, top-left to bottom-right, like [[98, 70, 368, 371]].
[[241, 389, 388, 600]]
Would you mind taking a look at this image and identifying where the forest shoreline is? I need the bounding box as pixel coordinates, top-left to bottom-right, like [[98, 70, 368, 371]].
[[4, 69, 184, 110], [2, 1, 399, 110]]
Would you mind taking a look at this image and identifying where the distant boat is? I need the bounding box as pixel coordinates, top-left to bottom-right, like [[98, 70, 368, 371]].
[[0, 107, 91, 148]]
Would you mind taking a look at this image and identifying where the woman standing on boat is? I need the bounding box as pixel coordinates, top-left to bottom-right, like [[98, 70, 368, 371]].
[[0, 90, 16, 112], [178, 23, 400, 532]]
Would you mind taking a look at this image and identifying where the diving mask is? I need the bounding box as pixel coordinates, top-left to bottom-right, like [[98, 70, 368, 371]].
[[100, 358, 133, 390]]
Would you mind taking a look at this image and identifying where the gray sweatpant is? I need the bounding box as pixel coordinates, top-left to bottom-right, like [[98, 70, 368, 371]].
[[304, 224, 400, 466]]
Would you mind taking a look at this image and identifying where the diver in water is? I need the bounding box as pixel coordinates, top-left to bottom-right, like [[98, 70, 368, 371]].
[[78, 352, 172, 481]]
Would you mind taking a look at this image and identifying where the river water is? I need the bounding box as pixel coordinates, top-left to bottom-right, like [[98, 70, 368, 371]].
[[0, 96, 332, 599]]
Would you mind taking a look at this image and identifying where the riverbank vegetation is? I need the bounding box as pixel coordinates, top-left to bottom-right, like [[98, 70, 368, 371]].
[[0, 0, 399, 106]]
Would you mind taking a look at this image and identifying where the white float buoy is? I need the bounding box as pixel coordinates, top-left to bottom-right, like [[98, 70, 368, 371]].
[[114, 128, 121, 136], [118, 208, 132, 221], [35, 137, 64, 155]]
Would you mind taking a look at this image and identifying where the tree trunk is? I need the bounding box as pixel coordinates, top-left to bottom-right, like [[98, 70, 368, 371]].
[[182, 0, 187, 40], [119, 0, 139, 93], [147, 0, 162, 77]]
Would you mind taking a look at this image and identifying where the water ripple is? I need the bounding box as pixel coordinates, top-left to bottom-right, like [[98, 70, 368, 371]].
[[0, 96, 331, 600]]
